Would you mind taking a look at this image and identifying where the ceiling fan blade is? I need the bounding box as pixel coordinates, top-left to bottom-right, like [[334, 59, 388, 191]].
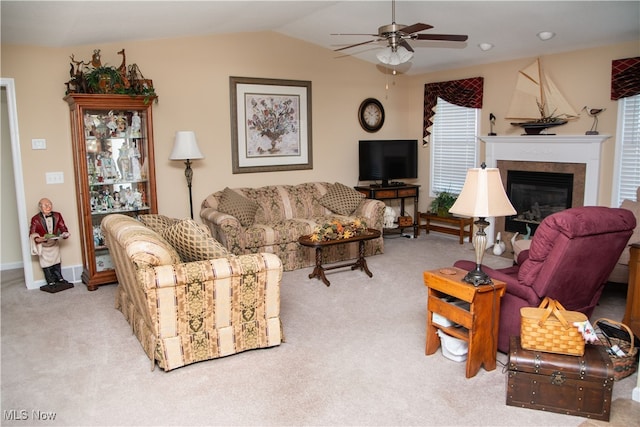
[[399, 40, 414, 52], [331, 33, 379, 37], [400, 23, 433, 35], [334, 39, 378, 52], [414, 34, 468, 42]]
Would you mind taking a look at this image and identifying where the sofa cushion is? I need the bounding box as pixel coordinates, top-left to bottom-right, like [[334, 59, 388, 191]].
[[218, 187, 259, 227], [160, 218, 230, 262], [319, 182, 365, 216], [138, 214, 179, 233]]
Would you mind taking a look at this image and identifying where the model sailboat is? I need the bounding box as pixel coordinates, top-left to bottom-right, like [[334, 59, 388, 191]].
[[506, 59, 578, 134]]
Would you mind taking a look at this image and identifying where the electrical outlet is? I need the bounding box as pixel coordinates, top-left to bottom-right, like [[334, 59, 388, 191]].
[[32, 138, 46, 150], [45, 172, 64, 184]]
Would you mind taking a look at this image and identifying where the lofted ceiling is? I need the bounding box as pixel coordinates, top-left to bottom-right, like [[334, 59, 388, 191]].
[[2, 1, 639, 75]]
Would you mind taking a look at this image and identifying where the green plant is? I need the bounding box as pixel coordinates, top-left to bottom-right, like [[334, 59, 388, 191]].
[[430, 191, 458, 216]]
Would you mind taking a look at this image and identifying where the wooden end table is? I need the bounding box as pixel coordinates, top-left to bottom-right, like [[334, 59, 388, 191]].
[[298, 228, 381, 286], [423, 267, 506, 378], [417, 212, 473, 244]]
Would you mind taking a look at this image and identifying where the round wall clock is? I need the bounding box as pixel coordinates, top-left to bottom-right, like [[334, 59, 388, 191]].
[[358, 98, 385, 132]]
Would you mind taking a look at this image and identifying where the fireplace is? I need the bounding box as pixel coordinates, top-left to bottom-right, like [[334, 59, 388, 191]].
[[505, 170, 573, 235], [480, 135, 610, 246]]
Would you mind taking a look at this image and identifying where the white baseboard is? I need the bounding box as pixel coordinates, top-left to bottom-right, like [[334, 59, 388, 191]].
[[1, 261, 23, 271]]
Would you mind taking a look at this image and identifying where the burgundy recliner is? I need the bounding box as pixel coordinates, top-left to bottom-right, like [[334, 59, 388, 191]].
[[454, 206, 636, 353]]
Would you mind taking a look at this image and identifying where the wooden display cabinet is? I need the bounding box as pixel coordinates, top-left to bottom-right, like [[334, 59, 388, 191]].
[[64, 94, 157, 290]]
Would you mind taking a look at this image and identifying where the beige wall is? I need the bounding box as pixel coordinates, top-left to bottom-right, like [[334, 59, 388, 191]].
[[1, 31, 638, 283]]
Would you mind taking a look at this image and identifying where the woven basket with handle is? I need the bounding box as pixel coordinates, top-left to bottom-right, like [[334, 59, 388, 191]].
[[520, 297, 587, 356]]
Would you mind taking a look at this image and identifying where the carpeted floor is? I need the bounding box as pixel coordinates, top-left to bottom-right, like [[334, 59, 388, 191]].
[[1, 232, 638, 426]]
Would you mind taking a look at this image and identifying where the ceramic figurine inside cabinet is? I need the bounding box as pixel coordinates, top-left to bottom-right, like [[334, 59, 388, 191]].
[[64, 94, 157, 290]]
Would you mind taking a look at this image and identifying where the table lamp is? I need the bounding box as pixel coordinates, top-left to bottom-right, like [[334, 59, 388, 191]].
[[169, 131, 204, 219], [449, 162, 516, 286]]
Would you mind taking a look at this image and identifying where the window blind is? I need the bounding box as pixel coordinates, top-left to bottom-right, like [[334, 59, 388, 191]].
[[430, 98, 479, 196], [615, 94, 640, 205]]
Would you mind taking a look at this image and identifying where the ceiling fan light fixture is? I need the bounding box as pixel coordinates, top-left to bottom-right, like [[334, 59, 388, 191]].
[[376, 45, 413, 65], [478, 42, 494, 51], [537, 31, 556, 41]]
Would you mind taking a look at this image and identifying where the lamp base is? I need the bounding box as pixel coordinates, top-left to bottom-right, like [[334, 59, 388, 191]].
[[463, 217, 493, 286], [462, 266, 493, 286]]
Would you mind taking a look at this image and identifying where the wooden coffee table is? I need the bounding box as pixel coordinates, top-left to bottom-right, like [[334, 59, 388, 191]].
[[298, 228, 381, 286]]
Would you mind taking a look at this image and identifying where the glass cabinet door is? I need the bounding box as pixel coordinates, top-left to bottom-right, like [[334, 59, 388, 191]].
[[85, 109, 152, 272]]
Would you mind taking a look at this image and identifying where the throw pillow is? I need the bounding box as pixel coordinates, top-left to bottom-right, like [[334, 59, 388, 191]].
[[139, 214, 178, 233], [160, 218, 230, 262], [217, 187, 259, 227], [319, 182, 365, 216]]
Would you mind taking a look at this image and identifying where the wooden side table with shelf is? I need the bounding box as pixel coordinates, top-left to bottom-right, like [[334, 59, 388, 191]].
[[354, 184, 419, 237], [423, 267, 506, 378], [417, 212, 473, 244]]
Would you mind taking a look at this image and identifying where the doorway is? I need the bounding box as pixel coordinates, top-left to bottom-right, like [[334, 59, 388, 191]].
[[1, 78, 34, 287]]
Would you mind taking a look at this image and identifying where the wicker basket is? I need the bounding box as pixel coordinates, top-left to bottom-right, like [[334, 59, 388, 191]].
[[520, 297, 587, 356], [594, 318, 638, 380]]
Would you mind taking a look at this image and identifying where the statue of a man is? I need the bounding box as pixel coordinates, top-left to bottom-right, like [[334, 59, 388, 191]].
[[29, 198, 73, 293]]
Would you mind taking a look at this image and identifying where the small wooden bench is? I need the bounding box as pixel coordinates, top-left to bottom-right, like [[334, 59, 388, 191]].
[[417, 212, 473, 244]]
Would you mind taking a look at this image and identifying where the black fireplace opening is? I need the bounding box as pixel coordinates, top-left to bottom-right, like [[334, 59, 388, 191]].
[[505, 170, 573, 236]]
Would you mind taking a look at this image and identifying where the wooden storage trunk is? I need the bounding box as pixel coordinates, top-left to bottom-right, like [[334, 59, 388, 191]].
[[507, 336, 614, 421]]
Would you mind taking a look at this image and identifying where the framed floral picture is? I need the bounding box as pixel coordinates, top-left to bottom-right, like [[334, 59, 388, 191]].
[[230, 76, 312, 173]]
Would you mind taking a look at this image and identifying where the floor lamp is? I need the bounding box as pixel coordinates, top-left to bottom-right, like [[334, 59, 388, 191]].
[[169, 131, 204, 219], [449, 163, 516, 286]]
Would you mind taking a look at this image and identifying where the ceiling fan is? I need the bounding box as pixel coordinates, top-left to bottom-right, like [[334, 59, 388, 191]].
[[332, 0, 468, 65]]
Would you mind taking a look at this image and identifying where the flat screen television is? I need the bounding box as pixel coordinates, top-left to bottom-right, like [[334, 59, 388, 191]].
[[358, 139, 418, 187]]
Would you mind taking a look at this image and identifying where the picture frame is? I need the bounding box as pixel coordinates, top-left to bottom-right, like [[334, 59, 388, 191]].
[[230, 76, 312, 173]]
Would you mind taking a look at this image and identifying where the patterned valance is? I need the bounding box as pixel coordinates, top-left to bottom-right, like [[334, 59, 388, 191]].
[[611, 57, 640, 100], [423, 77, 484, 144]]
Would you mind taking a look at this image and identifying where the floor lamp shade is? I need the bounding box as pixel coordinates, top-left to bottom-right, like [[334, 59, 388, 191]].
[[169, 131, 204, 161], [449, 163, 516, 286]]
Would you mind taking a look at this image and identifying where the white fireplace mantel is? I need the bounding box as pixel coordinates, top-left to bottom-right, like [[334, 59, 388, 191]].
[[480, 135, 610, 206], [479, 134, 610, 245]]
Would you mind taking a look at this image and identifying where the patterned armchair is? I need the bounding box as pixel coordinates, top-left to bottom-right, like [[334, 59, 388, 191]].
[[101, 214, 283, 371]]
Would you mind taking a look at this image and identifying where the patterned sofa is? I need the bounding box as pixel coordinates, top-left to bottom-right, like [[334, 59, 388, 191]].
[[101, 214, 283, 371], [200, 182, 385, 271]]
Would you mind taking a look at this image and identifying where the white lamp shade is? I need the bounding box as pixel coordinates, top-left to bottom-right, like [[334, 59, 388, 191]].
[[169, 131, 204, 160], [449, 167, 516, 218], [376, 46, 414, 65]]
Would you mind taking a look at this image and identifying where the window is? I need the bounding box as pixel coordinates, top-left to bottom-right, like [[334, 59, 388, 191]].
[[612, 93, 640, 206], [430, 97, 480, 196]]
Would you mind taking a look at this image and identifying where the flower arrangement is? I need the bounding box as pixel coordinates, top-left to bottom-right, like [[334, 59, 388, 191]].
[[309, 219, 367, 242]]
